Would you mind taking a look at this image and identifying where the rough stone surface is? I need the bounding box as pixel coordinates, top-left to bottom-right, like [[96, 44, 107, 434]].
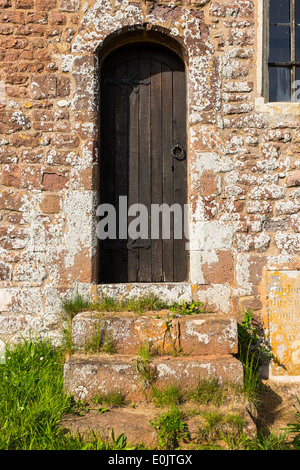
[[64, 353, 244, 402], [72, 311, 239, 356], [59, 402, 256, 447]]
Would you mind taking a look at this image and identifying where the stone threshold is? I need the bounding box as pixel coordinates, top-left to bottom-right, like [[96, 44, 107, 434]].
[[95, 283, 194, 303]]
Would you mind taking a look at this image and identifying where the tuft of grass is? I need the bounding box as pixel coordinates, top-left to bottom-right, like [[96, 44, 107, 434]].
[[83, 322, 117, 354], [151, 383, 184, 408], [189, 378, 224, 406], [62, 294, 90, 320], [93, 390, 126, 409], [135, 341, 156, 387], [91, 294, 169, 314]]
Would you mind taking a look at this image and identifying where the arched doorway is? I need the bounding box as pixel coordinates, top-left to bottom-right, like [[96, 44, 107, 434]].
[[99, 42, 188, 283]]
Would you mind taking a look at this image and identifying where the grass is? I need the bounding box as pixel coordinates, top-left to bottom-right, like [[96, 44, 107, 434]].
[[0, 339, 132, 450], [93, 390, 126, 409], [0, 303, 299, 450], [62, 293, 209, 318]]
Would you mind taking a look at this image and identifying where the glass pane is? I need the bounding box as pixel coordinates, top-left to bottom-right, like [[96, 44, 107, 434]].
[[269, 25, 290, 62], [297, 26, 300, 61], [269, 0, 290, 24], [269, 66, 291, 101], [296, 1, 300, 24]]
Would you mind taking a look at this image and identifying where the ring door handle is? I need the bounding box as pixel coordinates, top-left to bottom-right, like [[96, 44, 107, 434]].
[[171, 143, 186, 161]]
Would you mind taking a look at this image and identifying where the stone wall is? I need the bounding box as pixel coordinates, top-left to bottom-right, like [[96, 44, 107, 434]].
[[0, 0, 299, 375]]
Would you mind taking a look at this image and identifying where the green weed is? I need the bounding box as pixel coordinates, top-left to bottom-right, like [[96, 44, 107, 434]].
[[169, 300, 207, 316], [93, 390, 126, 409], [189, 378, 224, 406], [149, 407, 190, 449], [151, 383, 184, 408], [135, 342, 156, 387], [284, 397, 300, 449]]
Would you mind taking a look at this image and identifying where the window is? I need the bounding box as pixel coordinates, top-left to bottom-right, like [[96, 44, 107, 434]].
[[267, 0, 300, 102]]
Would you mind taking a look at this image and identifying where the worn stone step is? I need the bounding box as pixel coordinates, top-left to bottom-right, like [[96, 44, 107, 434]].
[[59, 403, 256, 448], [71, 311, 238, 356], [64, 353, 243, 403]]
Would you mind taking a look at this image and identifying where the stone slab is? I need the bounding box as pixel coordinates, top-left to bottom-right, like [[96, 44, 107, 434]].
[[268, 270, 300, 376], [71, 311, 238, 356], [64, 354, 244, 403], [59, 403, 256, 447]]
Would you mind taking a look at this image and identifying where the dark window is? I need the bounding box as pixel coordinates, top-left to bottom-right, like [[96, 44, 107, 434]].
[[268, 0, 300, 101]]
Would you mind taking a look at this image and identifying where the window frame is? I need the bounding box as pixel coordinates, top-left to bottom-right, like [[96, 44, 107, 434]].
[[264, 0, 300, 102]]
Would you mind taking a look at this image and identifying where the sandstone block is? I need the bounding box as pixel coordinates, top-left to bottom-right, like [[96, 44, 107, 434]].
[[286, 171, 300, 187], [71, 312, 238, 356], [64, 354, 244, 402]]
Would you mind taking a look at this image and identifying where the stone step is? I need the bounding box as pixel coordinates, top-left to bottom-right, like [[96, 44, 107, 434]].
[[71, 311, 238, 356], [60, 403, 256, 448], [64, 353, 243, 403]]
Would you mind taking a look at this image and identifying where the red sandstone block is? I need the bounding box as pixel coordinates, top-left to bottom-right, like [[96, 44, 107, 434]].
[[30, 74, 56, 99], [1, 165, 42, 188], [210, 1, 254, 18], [72, 312, 238, 356], [35, 0, 57, 10], [0, 11, 25, 23], [51, 133, 80, 149], [48, 12, 66, 24], [0, 262, 12, 281], [0, 190, 26, 211], [286, 171, 300, 187], [39, 193, 61, 213], [15, 0, 34, 8], [64, 354, 244, 402], [26, 12, 48, 24], [41, 170, 69, 190]]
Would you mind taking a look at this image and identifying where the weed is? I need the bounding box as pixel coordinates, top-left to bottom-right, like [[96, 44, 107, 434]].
[[84, 322, 117, 354], [62, 294, 90, 320], [284, 397, 300, 449], [189, 378, 224, 406], [169, 300, 207, 316], [149, 407, 190, 449], [93, 390, 125, 409], [92, 294, 169, 314], [237, 309, 273, 411], [135, 342, 156, 387], [238, 309, 273, 370], [198, 409, 225, 442], [151, 383, 184, 408]]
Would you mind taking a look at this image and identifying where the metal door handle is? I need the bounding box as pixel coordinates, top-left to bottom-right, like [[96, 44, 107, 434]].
[[171, 143, 186, 161]]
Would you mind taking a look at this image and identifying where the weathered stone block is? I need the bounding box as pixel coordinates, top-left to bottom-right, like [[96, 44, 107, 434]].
[[64, 354, 243, 402], [71, 312, 238, 356], [268, 271, 300, 376]]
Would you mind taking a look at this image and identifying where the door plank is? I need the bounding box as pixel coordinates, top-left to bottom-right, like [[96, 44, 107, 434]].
[[128, 58, 140, 281], [173, 67, 188, 281], [162, 63, 174, 282], [150, 59, 163, 282], [137, 58, 152, 282], [114, 62, 129, 282]]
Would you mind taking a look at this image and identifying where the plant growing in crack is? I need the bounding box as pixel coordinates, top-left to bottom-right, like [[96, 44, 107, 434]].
[[135, 341, 156, 390]]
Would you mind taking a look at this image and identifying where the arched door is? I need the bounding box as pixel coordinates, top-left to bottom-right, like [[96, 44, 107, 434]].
[[99, 43, 188, 283]]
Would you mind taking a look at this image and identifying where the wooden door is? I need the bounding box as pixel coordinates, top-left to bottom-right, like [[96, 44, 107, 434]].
[[99, 43, 188, 283]]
